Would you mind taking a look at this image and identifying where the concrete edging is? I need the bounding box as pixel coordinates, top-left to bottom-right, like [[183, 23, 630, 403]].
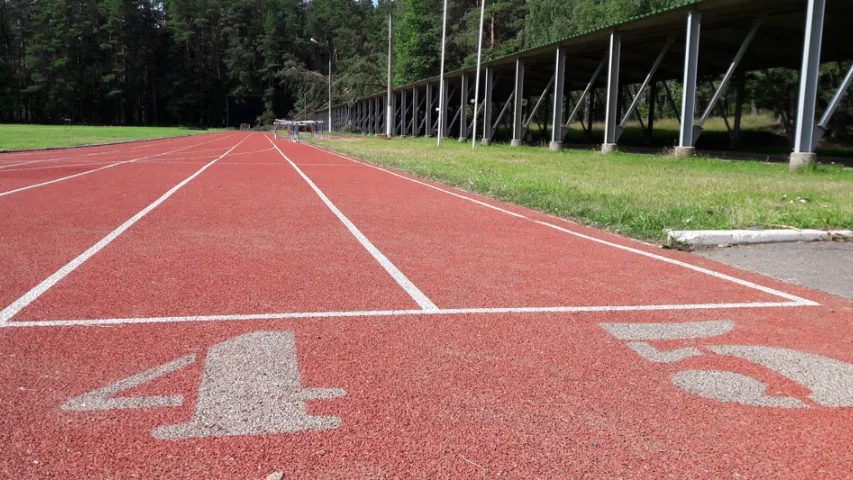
[[668, 229, 853, 246]]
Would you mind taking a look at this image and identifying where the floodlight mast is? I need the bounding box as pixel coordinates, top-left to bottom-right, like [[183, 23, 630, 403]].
[[386, 4, 394, 137], [471, 0, 486, 149], [436, 0, 449, 146]]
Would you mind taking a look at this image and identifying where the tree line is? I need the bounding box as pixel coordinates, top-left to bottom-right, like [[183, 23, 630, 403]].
[[0, 0, 686, 127], [1, 0, 849, 142]]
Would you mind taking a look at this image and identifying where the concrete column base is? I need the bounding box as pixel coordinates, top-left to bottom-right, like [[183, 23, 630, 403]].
[[549, 141, 563, 151], [458, 137, 468, 142], [481, 138, 492, 146], [673, 146, 696, 158], [789, 152, 817, 172], [600, 143, 618, 154], [511, 139, 523, 147]]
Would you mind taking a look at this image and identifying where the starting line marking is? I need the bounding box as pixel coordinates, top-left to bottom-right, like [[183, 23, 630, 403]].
[[2, 300, 811, 328], [0, 135, 250, 324], [305, 143, 819, 307]]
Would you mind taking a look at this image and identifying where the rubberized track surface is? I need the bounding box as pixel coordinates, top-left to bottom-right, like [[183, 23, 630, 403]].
[[1, 132, 852, 478]]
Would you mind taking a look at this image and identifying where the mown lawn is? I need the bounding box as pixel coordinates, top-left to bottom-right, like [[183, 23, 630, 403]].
[[310, 135, 853, 243], [0, 124, 223, 150]]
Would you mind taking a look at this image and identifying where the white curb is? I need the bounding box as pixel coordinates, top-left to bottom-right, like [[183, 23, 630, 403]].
[[668, 229, 853, 246]]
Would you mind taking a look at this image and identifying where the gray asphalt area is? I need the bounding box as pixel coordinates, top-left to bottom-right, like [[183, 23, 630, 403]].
[[696, 241, 853, 300]]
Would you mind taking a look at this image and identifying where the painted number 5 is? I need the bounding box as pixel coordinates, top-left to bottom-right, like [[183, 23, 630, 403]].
[[601, 321, 853, 408]]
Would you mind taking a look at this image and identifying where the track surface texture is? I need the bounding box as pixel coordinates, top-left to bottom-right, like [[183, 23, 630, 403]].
[[1, 132, 852, 479]]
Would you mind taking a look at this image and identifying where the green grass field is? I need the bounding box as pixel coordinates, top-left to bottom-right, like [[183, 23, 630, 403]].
[[311, 135, 853, 243], [0, 124, 223, 150]]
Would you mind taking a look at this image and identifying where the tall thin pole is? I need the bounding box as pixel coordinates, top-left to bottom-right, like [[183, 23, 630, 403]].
[[471, 0, 486, 149], [436, 0, 449, 146], [386, 8, 393, 137], [328, 55, 332, 132]]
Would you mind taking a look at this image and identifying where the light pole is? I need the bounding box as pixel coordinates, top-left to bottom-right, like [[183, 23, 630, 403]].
[[310, 38, 332, 132], [471, 0, 486, 149], [436, 0, 449, 146], [386, 5, 393, 137]]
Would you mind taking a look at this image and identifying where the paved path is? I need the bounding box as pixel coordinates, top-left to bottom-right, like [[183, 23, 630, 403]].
[[699, 242, 853, 300], [1, 132, 851, 479]]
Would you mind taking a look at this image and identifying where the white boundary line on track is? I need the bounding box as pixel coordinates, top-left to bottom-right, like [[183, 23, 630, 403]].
[[0, 133, 237, 198], [0, 300, 809, 328], [0, 134, 250, 323], [0, 160, 41, 170], [0, 160, 125, 172], [267, 135, 438, 312], [304, 143, 819, 308]]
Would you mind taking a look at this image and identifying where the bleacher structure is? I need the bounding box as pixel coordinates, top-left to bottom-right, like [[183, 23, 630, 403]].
[[303, 0, 852, 170]]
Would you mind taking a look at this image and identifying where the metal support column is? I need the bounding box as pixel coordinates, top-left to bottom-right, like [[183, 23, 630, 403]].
[[458, 75, 469, 141], [425, 84, 434, 137], [401, 89, 408, 137], [511, 59, 525, 146], [482, 67, 494, 145], [791, 0, 826, 170], [601, 32, 622, 154], [550, 48, 567, 150], [412, 88, 420, 136], [676, 10, 701, 157], [367, 99, 382, 135], [363, 101, 369, 132], [375, 97, 383, 134], [391, 91, 398, 136]]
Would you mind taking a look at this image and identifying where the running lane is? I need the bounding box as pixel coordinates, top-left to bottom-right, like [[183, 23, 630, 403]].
[[276, 141, 806, 309], [11, 133, 420, 321], [0, 133, 243, 312], [0, 132, 213, 163], [0, 133, 233, 195], [2, 135, 853, 479]]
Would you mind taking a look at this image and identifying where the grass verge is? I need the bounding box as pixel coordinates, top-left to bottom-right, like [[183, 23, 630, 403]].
[[310, 135, 853, 243], [0, 124, 223, 150]]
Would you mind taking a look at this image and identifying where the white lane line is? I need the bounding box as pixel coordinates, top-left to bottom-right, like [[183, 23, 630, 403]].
[[0, 134, 250, 323], [0, 300, 814, 328], [0, 133, 236, 198], [306, 144, 819, 307], [296, 163, 364, 167], [0, 160, 40, 170], [267, 136, 438, 312], [0, 160, 121, 172]]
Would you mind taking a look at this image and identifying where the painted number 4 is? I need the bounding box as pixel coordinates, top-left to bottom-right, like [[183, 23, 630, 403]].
[[601, 320, 853, 408], [62, 331, 346, 440]]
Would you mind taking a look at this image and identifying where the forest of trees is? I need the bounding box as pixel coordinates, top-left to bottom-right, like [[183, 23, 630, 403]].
[[1, 0, 850, 140], [0, 0, 687, 128]]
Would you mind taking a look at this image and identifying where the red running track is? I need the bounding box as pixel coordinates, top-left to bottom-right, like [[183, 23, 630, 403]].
[[1, 132, 852, 479]]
